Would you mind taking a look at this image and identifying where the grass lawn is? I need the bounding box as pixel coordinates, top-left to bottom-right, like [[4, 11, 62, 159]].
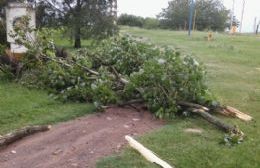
[[0, 81, 95, 134], [97, 27, 260, 167]]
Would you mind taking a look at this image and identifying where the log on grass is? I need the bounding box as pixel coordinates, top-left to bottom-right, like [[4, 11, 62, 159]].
[[0, 125, 51, 148], [125, 135, 174, 168], [191, 108, 242, 135]]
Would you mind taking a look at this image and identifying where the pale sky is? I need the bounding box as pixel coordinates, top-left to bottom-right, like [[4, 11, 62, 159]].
[[118, 0, 260, 32]]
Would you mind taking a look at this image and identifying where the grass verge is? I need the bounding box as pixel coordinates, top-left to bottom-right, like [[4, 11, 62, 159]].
[[0, 81, 95, 134]]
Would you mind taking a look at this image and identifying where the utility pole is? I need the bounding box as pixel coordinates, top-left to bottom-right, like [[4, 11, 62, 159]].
[[230, 0, 235, 32], [256, 21, 260, 35], [239, 0, 245, 33], [188, 0, 195, 36]]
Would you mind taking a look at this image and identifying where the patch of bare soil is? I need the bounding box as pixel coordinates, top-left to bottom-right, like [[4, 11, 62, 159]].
[[0, 107, 164, 168]]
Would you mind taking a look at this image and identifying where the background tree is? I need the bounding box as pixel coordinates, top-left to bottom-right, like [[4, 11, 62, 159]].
[[1, 0, 117, 48], [158, 0, 189, 30], [158, 0, 230, 31], [35, 1, 62, 28], [40, 0, 118, 48]]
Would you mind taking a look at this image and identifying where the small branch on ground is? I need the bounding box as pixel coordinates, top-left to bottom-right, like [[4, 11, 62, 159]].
[[177, 101, 209, 111], [0, 125, 51, 148]]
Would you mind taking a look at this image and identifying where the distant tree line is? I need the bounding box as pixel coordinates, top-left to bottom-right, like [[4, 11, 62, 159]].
[[118, 0, 230, 32], [117, 14, 159, 29]]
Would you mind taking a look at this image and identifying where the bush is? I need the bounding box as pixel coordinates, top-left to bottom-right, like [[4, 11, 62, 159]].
[[118, 14, 144, 27], [143, 18, 160, 29]]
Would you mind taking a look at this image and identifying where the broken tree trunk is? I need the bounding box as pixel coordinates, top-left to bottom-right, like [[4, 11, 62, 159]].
[[225, 106, 252, 121], [190, 108, 243, 135], [0, 125, 51, 148], [214, 106, 253, 122], [125, 135, 174, 168]]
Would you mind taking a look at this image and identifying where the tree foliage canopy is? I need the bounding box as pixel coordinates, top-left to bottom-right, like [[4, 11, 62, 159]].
[[159, 0, 230, 31]]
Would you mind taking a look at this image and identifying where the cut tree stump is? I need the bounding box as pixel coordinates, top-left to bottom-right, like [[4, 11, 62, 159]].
[[125, 135, 174, 168], [0, 125, 51, 148]]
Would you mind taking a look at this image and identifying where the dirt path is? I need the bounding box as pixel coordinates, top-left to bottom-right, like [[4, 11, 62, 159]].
[[0, 107, 164, 168]]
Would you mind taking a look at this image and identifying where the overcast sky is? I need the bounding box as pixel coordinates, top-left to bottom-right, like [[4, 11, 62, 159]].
[[118, 0, 260, 32]]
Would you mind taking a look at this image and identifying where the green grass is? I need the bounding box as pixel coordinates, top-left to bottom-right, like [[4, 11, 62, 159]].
[[97, 27, 260, 168], [52, 29, 93, 49], [0, 81, 95, 134]]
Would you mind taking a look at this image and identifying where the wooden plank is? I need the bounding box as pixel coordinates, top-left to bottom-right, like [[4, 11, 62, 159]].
[[125, 135, 174, 168]]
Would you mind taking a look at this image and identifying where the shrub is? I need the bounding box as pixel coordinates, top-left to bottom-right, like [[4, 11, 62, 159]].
[[118, 14, 144, 27], [143, 18, 160, 29]]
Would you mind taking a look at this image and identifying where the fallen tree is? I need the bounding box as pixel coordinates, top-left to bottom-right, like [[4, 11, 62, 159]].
[[1, 22, 252, 142]]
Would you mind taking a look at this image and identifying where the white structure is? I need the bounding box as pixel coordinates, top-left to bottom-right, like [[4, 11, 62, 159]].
[[6, 2, 35, 54]]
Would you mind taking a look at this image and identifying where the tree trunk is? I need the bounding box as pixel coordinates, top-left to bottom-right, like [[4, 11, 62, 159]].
[[74, 0, 82, 49], [191, 108, 242, 134], [74, 26, 81, 48]]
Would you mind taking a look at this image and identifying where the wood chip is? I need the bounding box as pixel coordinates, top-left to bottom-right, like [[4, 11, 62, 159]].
[[11, 150, 16, 154], [184, 128, 203, 134], [52, 148, 63, 155], [106, 117, 112, 121], [132, 118, 140, 121]]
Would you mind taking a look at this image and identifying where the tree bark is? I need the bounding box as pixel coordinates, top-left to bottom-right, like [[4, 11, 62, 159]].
[[74, 0, 82, 48], [74, 26, 81, 48], [190, 108, 242, 134], [0, 125, 51, 148]]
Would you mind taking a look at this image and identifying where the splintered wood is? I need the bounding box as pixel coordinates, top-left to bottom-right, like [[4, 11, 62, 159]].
[[220, 106, 253, 122]]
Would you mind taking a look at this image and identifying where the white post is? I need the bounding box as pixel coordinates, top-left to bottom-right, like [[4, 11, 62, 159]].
[[6, 2, 35, 54]]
